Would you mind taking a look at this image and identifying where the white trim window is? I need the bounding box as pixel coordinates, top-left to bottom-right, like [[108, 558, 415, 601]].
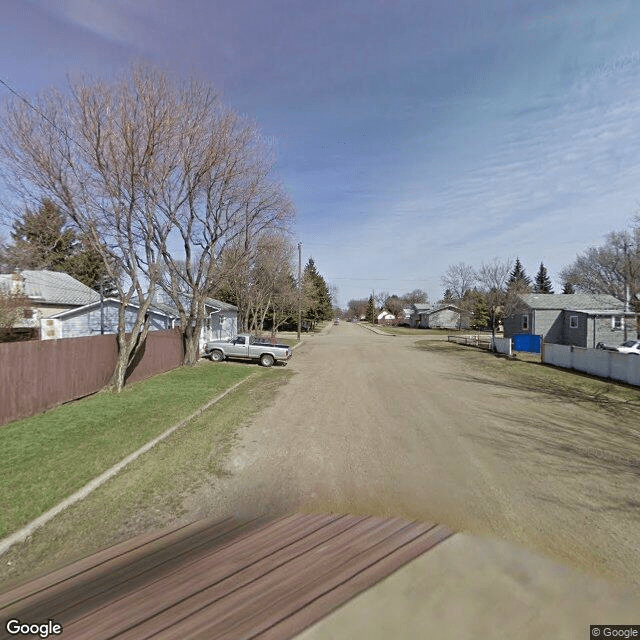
[[569, 315, 578, 329], [522, 314, 529, 330], [612, 316, 624, 331]]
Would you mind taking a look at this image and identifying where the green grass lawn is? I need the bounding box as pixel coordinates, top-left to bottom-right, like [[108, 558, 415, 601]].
[[0, 362, 255, 540]]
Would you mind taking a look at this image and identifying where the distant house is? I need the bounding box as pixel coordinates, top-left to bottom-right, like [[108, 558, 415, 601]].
[[0, 270, 101, 339], [416, 304, 470, 330], [376, 310, 396, 325], [408, 303, 432, 328], [503, 293, 637, 348], [399, 308, 414, 325]]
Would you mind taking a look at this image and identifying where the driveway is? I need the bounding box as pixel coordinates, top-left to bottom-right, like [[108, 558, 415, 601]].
[[186, 321, 640, 584]]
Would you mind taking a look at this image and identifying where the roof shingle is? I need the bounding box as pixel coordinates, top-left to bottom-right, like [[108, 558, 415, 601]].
[[0, 270, 100, 306]]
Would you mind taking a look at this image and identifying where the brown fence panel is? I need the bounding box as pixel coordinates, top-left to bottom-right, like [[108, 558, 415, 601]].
[[125, 329, 184, 384], [0, 330, 184, 427]]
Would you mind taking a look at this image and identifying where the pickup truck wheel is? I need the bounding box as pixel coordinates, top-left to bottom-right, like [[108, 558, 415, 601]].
[[210, 349, 225, 362], [260, 353, 275, 367]]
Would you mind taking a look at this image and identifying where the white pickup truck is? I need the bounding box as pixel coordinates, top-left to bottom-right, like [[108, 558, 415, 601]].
[[204, 334, 292, 367]]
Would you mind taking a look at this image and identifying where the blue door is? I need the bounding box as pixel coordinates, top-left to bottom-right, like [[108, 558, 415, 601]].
[[513, 334, 542, 353]]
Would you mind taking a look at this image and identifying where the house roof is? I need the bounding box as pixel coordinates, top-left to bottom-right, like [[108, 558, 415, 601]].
[[519, 293, 630, 312], [205, 297, 238, 312], [411, 303, 432, 313], [49, 298, 175, 320], [0, 270, 100, 306], [418, 304, 463, 316], [147, 295, 237, 317]]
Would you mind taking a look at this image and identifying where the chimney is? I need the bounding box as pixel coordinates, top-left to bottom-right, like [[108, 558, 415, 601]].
[[10, 271, 25, 295]]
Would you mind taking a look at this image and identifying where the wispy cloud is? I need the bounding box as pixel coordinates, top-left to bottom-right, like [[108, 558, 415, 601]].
[[8, 1, 640, 303]]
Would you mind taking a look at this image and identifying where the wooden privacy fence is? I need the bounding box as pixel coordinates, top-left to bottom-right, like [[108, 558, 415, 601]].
[[0, 330, 184, 427]]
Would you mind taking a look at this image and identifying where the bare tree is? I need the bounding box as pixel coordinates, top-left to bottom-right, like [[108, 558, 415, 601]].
[[401, 289, 429, 304], [384, 294, 404, 317], [474, 258, 516, 339], [347, 298, 368, 319], [441, 262, 476, 300], [0, 65, 294, 383], [560, 225, 640, 307], [247, 234, 295, 335], [0, 67, 184, 389], [0, 277, 31, 341], [153, 99, 294, 363]]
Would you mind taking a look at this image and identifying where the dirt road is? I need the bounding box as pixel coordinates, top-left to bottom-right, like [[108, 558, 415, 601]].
[[186, 321, 640, 583]]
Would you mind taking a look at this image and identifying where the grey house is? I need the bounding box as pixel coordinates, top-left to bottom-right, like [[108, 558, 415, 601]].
[[415, 304, 470, 330], [40, 298, 175, 340], [408, 303, 432, 328], [0, 270, 101, 315], [503, 293, 637, 348], [0, 270, 102, 339], [41, 294, 237, 346]]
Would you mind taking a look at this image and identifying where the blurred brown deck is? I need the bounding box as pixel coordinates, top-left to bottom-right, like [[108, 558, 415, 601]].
[[0, 514, 453, 639]]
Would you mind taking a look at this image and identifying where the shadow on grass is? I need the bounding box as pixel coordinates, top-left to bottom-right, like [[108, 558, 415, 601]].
[[458, 370, 640, 416], [416, 339, 640, 416], [465, 408, 640, 516]]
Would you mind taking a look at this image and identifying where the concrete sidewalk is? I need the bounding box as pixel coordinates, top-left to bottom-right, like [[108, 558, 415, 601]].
[[297, 532, 640, 640]]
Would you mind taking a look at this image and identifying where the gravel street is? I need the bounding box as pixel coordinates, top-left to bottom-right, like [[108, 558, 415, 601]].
[[186, 321, 640, 584]]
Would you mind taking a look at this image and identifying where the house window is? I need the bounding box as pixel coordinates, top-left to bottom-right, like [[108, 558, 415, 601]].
[[522, 315, 529, 330], [612, 316, 624, 330], [569, 315, 578, 329]]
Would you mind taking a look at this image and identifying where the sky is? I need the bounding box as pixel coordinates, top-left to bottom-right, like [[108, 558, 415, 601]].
[[2, 0, 640, 306]]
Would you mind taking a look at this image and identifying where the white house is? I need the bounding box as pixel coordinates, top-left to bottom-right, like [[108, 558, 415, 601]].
[[151, 293, 238, 350], [377, 310, 396, 325]]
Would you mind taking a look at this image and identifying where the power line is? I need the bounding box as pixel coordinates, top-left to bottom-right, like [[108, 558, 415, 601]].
[[0, 76, 89, 154]]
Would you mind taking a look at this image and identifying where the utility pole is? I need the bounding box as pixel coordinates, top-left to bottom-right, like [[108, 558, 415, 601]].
[[297, 242, 302, 340], [100, 282, 105, 335]]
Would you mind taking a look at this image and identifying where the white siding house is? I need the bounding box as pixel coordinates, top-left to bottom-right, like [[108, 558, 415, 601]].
[[150, 294, 238, 350]]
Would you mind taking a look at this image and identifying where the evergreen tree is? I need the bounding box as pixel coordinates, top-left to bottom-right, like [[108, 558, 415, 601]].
[[507, 257, 532, 292], [442, 288, 455, 303], [470, 294, 489, 329], [1, 200, 114, 291], [4, 199, 76, 271], [562, 281, 576, 294], [366, 295, 375, 323], [534, 262, 554, 293], [302, 258, 333, 328]]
